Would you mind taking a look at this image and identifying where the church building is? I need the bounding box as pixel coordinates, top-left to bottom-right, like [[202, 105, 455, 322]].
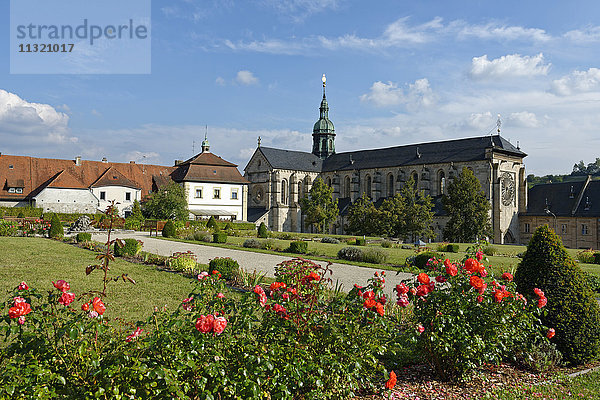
[[244, 76, 528, 244]]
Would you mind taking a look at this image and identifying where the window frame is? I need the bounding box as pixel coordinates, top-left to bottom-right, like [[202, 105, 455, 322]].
[[231, 189, 238, 200], [125, 192, 131, 202], [100, 191, 106, 200], [195, 188, 203, 199], [213, 188, 221, 199]]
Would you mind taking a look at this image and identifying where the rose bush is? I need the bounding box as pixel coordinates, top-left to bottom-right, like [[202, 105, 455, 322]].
[[394, 247, 552, 380]]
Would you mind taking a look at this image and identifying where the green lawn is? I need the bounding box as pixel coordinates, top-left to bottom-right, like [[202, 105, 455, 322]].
[[176, 235, 600, 277], [0, 237, 199, 322], [490, 369, 600, 399]]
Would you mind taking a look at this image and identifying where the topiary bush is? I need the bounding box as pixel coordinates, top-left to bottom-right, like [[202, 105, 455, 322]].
[[338, 247, 364, 262], [114, 238, 143, 257], [445, 243, 459, 253], [167, 251, 197, 272], [160, 220, 175, 238], [243, 238, 261, 248], [355, 238, 366, 246], [482, 245, 497, 256], [75, 232, 92, 243], [321, 237, 341, 244], [258, 222, 268, 238], [362, 248, 388, 264], [207, 216, 218, 231], [411, 251, 440, 269], [213, 232, 227, 243], [593, 252, 600, 265], [575, 249, 595, 264], [225, 222, 234, 231], [209, 257, 240, 280], [288, 241, 308, 254], [49, 214, 63, 239], [514, 225, 600, 365]]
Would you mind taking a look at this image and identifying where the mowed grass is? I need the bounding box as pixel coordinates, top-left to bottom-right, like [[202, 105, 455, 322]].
[[491, 369, 600, 399], [0, 237, 197, 322], [182, 235, 600, 277]]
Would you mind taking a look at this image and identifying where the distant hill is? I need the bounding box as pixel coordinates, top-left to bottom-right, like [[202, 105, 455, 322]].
[[527, 158, 600, 189]]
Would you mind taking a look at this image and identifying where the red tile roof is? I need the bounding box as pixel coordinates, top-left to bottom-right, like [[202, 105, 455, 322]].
[[181, 152, 237, 167], [91, 166, 140, 189]]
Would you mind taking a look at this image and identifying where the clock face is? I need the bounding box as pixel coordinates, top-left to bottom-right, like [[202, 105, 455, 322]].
[[501, 172, 515, 206]]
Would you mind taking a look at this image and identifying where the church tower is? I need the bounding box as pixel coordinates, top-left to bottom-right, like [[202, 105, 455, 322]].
[[312, 74, 336, 159]]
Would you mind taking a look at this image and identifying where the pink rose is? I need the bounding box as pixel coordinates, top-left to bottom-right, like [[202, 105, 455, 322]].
[[58, 292, 76, 306], [195, 314, 215, 333], [17, 282, 29, 291], [396, 294, 409, 308], [217, 293, 225, 299], [52, 280, 70, 293], [213, 316, 227, 335], [126, 327, 143, 342], [417, 324, 425, 333]]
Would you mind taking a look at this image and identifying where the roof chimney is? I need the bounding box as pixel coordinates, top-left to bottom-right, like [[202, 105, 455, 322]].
[[174, 160, 183, 166], [101, 157, 108, 163], [75, 156, 82, 166], [130, 161, 135, 164]]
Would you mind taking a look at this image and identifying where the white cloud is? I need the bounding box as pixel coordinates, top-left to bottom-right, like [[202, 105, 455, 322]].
[[455, 21, 550, 42], [470, 53, 550, 79], [262, 0, 340, 21], [215, 76, 226, 86], [550, 68, 600, 96], [564, 26, 600, 42], [221, 18, 555, 55], [236, 70, 259, 85], [360, 78, 436, 109], [508, 111, 540, 128]]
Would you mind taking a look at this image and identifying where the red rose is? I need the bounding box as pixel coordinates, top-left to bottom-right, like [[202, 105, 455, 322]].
[[213, 316, 227, 335], [17, 281, 29, 291], [534, 288, 545, 298], [375, 302, 385, 316], [58, 292, 76, 306], [81, 303, 89, 311], [469, 276, 484, 290], [8, 302, 31, 319], [415, 284, 431, 297], [126, 327, 143, 342], [195, 314, 215, 333], [547, 328, 555, 339], [52, 280, 70, 293], [92, 297, 106, 315], [537, 296, 547, 308], [417, 324, 425, 333], [444, 259, 458, 276], [385, 370, 397, 390], [501, 272, 513, 281], [395, 283, 409, 295], [417, 273, 430, 285], [435, 275, 447, 283], [396, 294, 409, 307], [363, 298, 377, 309]]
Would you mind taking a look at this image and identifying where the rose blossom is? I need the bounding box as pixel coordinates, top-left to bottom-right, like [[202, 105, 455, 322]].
[[547, 328, 555, 339], [217, 293, 225, 299], [58, 292, 76, 306], [213, 316, 227, 334], [17, 281, 29, 291], [126, 327, 143, 342], [397, 294, 409, 307], [385, 371, 397, 390], [501, 272, 513, 282], [92, 297, 106, 315], [52, 280, 70, 293], [395, 282, 409, 295], [195, 314, 215, 333], [417, 324, 425, 333], [417, 273, 430, 285]]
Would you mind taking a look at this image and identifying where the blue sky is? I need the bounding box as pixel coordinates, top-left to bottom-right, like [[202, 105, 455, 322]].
[[2, 0, 600, 175]]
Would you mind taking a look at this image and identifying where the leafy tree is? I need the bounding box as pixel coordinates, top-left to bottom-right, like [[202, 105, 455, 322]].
[[300, 177, 339, 233], [385, 175, 434, 241], [346, 193, 380, 236], [442, 167, 492, 242], [258, 222, 268, 238], [131, 199, 143, 220], [514, 225, 600, 364], [142, 182, 188, 220]]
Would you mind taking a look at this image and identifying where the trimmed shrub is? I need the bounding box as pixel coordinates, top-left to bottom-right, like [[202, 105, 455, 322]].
[[321, 237, 341, 244], [75, 232, 92, 243], [0, 220, 17, 237], [207, 216, 218, 231], [162, 220, 176, 238], [575, 249, 596, 264], [482, 245, 497, 256], [445, 243, 459, 253], [288, 241, 308, 254], [213, 232, 227, 243], [124, 217, 142, 231], [381, 240, 393, 248], [49, 214, 63, 239], [355, 238, 366, 246], [584, 272, 600, 294], [114, 238, 142, 257], [514, 225, 600, 365], [225, 222, 234, 231], [193, 231, 211, 242], [593, 252, 600, 265], [258, 222, 268, 238], [209, 257, 239, 280], [0, 206, 43, 218], [168, 251, 197, 272], [338, 247, 363, 262], [412, 251, 440, 269], [362, 248, 388, 264], [261, 239, 276, 250], [243, 238, 261, 248]]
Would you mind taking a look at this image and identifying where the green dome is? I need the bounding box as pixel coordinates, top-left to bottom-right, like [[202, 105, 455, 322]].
[[313, 117, 335, 133]]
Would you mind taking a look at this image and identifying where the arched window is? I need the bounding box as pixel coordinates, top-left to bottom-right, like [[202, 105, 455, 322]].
[[411, 172, 419, 189], [326, 177, 332, 187], [365, 175, 372, 198], [344, 176, 351, 197], [387, 173, 394, 197], [298, 182, 303, 200], [281, 179, 288, 205], [438, 170, 446, 195]]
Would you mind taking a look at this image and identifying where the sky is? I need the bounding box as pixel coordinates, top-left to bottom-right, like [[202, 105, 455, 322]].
[[2, 0, 600, 176]]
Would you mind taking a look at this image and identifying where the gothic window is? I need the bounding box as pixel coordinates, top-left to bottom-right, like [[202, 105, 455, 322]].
[[365, 175, 372, 198], [438, 170, 446, 195], [411, 172, 419, 189], [298, 182, 303, 199], [344, 176, 351, 197], [387, 173, 394, 197], [281, 179, 288, 205], [326, 177, 332, 187]]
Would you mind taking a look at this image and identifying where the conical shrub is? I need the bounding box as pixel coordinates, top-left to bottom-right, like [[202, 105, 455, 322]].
[[258, 222, 268, 238], [514, 225, 600, 364], [162, 220, 176, 238], [48, 214, 63, 239]]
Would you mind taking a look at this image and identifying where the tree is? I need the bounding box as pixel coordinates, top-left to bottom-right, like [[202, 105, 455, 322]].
[[49, 214, 63, 239], [388, 175, 434, 241], [257, 222, 268, 238], [300, 178, 339, 233], [131, 199, 143, 220], [142, 182, 188, 220], [346, 193, 380, 236], [514, 225, 600, 364], [442, 167, 492, 242]]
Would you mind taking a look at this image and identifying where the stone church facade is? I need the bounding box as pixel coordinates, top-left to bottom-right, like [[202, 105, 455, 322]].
[[244, 77, 527, 244]]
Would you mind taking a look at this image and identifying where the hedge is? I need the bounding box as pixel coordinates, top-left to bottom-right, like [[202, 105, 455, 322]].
[[288, 241, 308, 254], [114, 238, 143, 257], [213, 232, 228, 243], [0, 206, 43, 218]]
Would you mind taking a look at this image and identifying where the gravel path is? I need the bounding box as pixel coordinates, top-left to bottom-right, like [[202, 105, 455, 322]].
[[91, 231, 413, 297]]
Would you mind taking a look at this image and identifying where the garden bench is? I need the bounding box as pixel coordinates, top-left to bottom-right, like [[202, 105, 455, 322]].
[[145, 220, 167, 237]]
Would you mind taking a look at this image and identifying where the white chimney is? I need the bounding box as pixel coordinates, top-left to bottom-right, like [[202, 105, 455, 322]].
[[75, 156, 82, 166], [101, 157, 108, 163]]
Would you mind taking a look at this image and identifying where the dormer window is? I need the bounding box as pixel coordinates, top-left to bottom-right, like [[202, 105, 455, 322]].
[[8, 165, 13, 169]]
